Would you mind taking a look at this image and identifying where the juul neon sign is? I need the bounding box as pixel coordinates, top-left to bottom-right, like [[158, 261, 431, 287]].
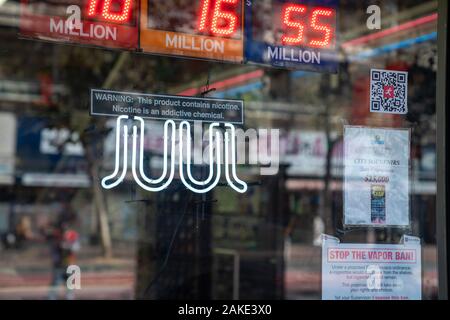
[[100, 117, 247, 194]]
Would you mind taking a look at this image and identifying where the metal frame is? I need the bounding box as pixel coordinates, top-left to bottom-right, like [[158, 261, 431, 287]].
[[436, 0, 448, 300]]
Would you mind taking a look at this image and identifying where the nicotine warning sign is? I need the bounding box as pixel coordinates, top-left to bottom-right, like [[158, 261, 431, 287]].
[[91, 89, 244, 124]]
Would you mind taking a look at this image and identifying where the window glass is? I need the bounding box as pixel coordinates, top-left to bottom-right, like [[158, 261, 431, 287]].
[[0, 0, 439, 300]]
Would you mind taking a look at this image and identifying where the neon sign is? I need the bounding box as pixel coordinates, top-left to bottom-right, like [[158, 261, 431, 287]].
[[101, 117, 247, 194], [91, 89, 247, 194]]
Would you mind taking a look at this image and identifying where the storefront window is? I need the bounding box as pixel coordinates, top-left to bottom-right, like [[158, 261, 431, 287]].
[[0, 0, 444, 300]]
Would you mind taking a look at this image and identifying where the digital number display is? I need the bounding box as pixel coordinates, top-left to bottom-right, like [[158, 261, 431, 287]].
[[20, 0, 139, 49], [140, 0, 244, 62], [280, 4, 334, 47], [19, 0, 339, 71], [197, 0, 240, 37], [244, 0, 338, 72], [86, 0, 134, 23]]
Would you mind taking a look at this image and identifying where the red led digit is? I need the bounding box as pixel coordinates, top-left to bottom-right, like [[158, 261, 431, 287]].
[[86, 0, 133, 23], [102, 0, 132, 22], [87, 0, 99, 17], [281, 4, 307, 45], [197, 0, 239, 37], [198, 0, 211, 32], [211, 0, 239, 36], [309, 7, 335, 48]]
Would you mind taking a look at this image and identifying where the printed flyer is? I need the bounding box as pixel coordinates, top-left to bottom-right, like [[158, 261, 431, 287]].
[[343, 126, 410, 227], [321, 234, 422, 300]]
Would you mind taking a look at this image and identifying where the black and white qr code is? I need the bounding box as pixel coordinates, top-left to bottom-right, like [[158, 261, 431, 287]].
[[370, 69, 408, 114]]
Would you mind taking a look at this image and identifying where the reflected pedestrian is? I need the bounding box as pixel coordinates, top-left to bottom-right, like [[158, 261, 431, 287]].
[[44, 215, 80, 300]]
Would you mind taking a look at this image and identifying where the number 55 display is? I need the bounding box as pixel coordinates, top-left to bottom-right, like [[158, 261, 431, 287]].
[[244, 0, 338, 72]]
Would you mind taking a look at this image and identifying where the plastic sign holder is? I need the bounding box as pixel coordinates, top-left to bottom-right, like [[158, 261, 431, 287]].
[[19, 0, 139, 50], [90, 89, 247, 194]]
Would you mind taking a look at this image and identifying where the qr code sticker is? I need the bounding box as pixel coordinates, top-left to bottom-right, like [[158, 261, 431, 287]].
[[370, 69, 408, 114]]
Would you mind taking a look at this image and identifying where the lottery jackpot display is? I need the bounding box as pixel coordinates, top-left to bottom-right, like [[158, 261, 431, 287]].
[[19, 0, 339, 71], [244, 0, 339, 72], [140, 0, 244, 62], [20, 0, 139, 49]]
